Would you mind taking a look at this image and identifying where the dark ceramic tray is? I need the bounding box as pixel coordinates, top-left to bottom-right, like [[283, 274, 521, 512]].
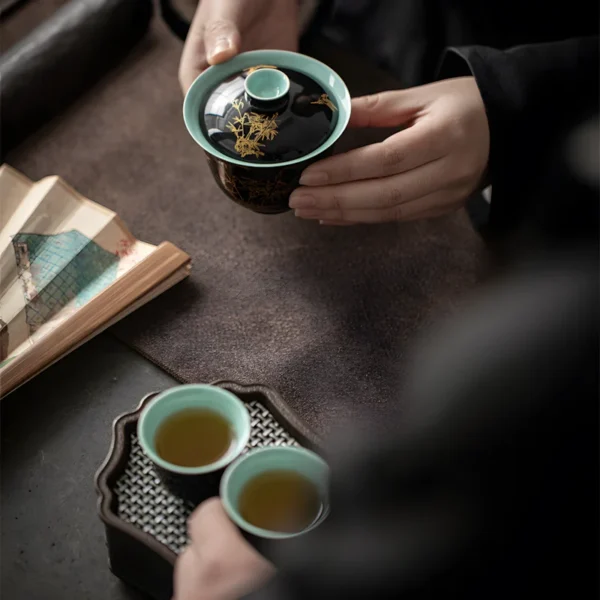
[[95, 381, 322, 600]]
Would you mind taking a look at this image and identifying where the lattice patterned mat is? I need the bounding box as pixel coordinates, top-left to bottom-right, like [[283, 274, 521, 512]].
[[114, 399, 299, 554]]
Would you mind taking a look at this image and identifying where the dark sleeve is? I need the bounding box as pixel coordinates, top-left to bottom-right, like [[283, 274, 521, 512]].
[[247, 247, 599, 600], [437, 37, 599, 239], [245, 38, 599, 600]]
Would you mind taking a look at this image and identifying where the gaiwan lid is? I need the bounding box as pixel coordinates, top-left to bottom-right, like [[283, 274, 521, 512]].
[[184, 51, 351, 167]]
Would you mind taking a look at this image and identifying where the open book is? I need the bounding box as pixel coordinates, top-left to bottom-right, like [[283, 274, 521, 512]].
[[0, 165, 191, 398]]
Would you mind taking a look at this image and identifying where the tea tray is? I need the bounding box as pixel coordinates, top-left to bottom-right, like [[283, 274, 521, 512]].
[[95, 381, 321, 600]]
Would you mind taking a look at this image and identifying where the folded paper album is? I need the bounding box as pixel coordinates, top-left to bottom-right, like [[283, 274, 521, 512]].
[[0, 165, 191, 397]]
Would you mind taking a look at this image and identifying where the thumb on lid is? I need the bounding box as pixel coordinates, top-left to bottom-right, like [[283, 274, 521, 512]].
[[205, 19, 241, 64]]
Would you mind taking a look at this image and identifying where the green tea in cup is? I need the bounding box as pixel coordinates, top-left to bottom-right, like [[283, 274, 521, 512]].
[[238, 469, 323, 534], [155, 408, 234, 468]]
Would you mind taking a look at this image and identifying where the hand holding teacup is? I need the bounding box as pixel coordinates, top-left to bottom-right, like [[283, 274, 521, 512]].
[[173, 443, 329, 600], [173, 498, 275, 600], [138, 385, 329, 598]]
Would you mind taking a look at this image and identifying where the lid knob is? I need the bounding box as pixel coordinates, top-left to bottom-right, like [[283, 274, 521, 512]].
[[244, 68, 290, 103]]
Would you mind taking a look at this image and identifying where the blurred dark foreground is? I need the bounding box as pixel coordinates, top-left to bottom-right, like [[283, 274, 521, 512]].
[[250, 116, 599, 599]]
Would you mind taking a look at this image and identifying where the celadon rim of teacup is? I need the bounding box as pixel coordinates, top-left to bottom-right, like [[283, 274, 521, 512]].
[[183, 50, 351, 168], [137, 384, 251, 475], [220, 446, 330, 540]]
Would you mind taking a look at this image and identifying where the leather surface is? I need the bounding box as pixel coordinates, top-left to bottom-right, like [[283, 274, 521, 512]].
[[7, 18, 485, 434], [0, 0, 153, 159], [0, 0, 70, 49]]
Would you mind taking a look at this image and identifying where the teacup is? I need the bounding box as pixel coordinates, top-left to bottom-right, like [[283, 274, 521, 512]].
[[183, 50, 351, 214], [220, 446, 330, 541], [137, 384, 251, 504]]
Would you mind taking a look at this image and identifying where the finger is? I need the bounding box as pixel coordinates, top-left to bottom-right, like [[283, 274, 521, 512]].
[[299, 122, 446, 186], [178, 4, 209, 93], [178, 1, 244, 93], [188, 497, 261, 562], [179, 38, 207, 94], [294, 189, 461, 224], [291, 157, 447, 211], [179, 4, 208, 94], [188, 497, 238, 546], [348, 89, 424, 129], [204, 17, 241, 65], [186, 498, 275, 596]]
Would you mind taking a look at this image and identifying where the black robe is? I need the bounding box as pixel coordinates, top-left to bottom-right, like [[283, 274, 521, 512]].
[[247, 5, 599, 599]]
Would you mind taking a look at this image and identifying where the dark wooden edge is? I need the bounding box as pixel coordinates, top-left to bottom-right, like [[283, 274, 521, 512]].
[[94, 391, 178, 565], [94, 381, 323, 569]]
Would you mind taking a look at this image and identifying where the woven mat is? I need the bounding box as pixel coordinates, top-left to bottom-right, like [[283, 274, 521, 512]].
[[7, 16, 484, 433]]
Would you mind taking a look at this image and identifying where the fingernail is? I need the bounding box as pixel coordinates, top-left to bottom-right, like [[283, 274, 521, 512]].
[[208, 38, 232, 61], [289, 194, 315, 209], [299, 171, 328, 186], [295, 209, 320, 218]]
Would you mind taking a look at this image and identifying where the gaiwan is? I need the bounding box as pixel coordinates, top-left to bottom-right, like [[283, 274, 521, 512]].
[[183, 50, 351, 214]]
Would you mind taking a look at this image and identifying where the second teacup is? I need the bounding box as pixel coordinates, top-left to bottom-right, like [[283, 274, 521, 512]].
[[220, 446, 330, 542]]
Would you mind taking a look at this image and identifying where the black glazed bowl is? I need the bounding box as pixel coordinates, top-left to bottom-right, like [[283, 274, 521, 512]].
[[183, 50, 351, 214]]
